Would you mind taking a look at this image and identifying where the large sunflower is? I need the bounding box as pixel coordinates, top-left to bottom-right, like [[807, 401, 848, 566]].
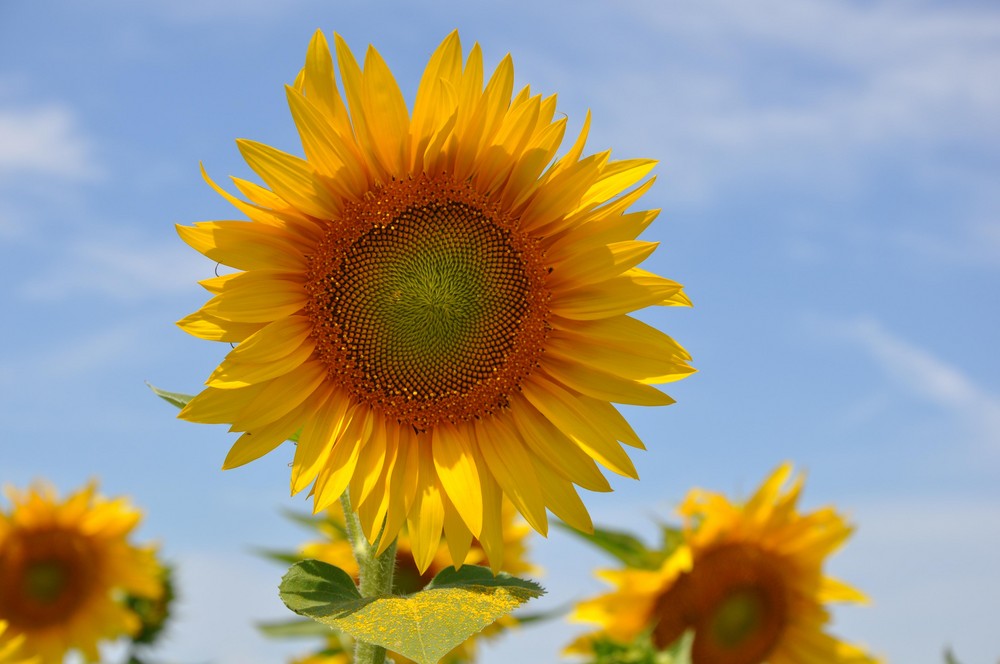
[[0, 483, 164, 664], [569, 464, 879, 664], [177, 29, 694, 572], [295, 498, 535, 663]]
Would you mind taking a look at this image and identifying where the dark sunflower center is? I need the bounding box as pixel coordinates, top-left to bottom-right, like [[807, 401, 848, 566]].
[[652, 543, 789, 664], [307, 174, 549, 430], [0, 529, 95, 629], [708, 588, 766, 648], [24, 560, 69, 602]]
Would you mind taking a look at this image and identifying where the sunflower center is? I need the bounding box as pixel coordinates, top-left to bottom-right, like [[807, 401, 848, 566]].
[[307, 174, 549, 431], [652, 543, 788, 664], [708, 588, 765, 648], [0, 529, 95, 629], [24, 560, 68, 603]]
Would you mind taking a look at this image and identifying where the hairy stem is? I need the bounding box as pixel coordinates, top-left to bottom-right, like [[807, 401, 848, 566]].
[[340, 491, 397, 664]]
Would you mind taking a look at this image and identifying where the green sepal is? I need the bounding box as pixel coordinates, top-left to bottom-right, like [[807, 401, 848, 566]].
[[280, 560, 544, 664], [146, 382, 194, 410]]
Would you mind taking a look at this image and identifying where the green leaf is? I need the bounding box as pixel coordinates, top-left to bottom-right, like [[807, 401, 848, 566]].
[[258, 618, 336, 639], [944, 647, 962, 664], [280, 560, 544, 664], [556, 521, 666, 570], [146, 382, 194, 409]]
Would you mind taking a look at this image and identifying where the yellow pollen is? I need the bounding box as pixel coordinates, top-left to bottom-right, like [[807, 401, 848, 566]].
[[306, 174, 549, 430]]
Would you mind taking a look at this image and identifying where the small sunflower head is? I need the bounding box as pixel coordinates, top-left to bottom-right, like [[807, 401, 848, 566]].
[[569, 464, 880, 664], [0, 483, 165, 664]]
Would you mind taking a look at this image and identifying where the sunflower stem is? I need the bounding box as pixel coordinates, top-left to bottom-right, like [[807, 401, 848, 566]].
[[340, 491, 397, 664]]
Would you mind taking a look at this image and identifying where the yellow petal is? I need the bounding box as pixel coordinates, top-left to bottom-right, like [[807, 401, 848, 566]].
[[407, 448, 445, 574], [377, 429, 420, 556], [286, 85, 368, 198], [361, 45, 409, 175], [233, 360, 327, 430], [200, 275, 307, 323], [533, 461, 593, 534], [474, 416, 548, 535], [551, 269, 684, 320], [349, 413, 387, 509], [358, 425, 399, 543], [227, 315, 314, 363], [292, 389, 354, 495], [441, 492, 473, 568], [575, 158, 657, 214], [176, 221, 307, 271], [521, 375, 638, 479], [547, 315, 694, 385], [313, 408, 370, 512], [301, 30, 354, 139], [472, 444, 505, 573], [410, 30, 462, 170], [208, 337, 315, 389], [507, 394, 611, 492], [179, 384, 265, 424], [541, 354, 675, 407], [432, 421, 483, 537], [236, 139, 341, 219], [222, 400, 306, 469], [547, 241, 659, 291], [176, 310, 262, 342]]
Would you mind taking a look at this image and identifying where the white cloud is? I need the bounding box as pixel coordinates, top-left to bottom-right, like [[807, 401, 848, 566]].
[[832, 317, 1000, 447], [0, 105, 100, 180], [18, 236, 210, 301], [525, 0, 1000, 204]]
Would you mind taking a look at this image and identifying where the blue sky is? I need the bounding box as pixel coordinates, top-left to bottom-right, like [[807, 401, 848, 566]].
[[1, 1, 998, 662]]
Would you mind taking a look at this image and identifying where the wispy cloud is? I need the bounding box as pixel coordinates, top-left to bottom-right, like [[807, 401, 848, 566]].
[[519, 0, 999, 205], [830, 317, 1000, 447], [18, 236, 209, 301], [0, 105, 100, 180]]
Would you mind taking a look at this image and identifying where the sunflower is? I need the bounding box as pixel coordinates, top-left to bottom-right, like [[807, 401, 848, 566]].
[[296, 498, 535, 663], [177, 29, 693, 573], [0, 483, 164, 664], [568, 464, 879, 664]]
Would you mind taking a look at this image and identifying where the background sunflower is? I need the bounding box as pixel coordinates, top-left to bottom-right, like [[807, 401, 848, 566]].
[[568, 464, 879, 664], [0, 483, 165, 664]]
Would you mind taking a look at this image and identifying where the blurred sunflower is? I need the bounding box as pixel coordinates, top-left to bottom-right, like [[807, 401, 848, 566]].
[[177, 29, 693, 573], [0, 483, 164, 664], [293, 498, 535, 663], [568, 464, 879, 664]]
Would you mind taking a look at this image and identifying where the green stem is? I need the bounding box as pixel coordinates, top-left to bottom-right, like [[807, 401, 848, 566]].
[[340, 491, 397, 664]]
